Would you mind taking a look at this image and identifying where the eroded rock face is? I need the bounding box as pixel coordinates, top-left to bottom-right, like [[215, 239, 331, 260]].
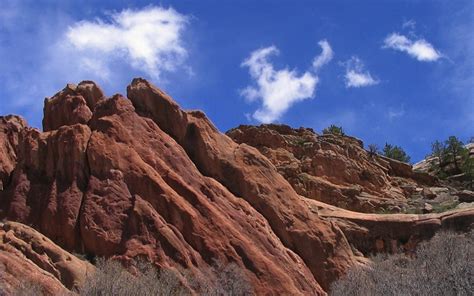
[[127, 78, 356, 290], [2, 80, 342, 295], [0, 115, 27, 192], [42, 81, 104, 131], [1, 123, 91, 250], [1, 79, 472, 295], [0, 221, 94, 295], [308, 200, 474, 256], [226, 125, 440, 213]]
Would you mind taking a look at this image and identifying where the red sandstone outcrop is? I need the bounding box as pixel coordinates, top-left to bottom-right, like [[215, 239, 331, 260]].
[[226, 124, 443, 213], [1, 79, 354, 294], [0, 115, 26, 191], [0, 221, 94, 295], [42, 81, 104, 131], [0, 79, 472, 295], [127, 78, 356, 289], [306, 199, 474, 255]]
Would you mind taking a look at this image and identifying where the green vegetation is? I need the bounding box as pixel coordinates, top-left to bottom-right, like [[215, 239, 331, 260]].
[[443, 136, 467, 172], [463, 157, 474, 189], [382, 143, 411, 163], [430, 136, 472, 187], [331, 231, 473, 296], [322, 125, 345, 136], [432, 201, 460, 213]]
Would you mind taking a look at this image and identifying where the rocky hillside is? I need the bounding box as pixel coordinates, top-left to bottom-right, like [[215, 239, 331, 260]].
[[0, 79, 472, 295], [227, 124, 473, 214]]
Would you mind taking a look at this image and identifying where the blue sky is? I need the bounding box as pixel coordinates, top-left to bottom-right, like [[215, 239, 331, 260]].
[[0, 0, 472, 162]]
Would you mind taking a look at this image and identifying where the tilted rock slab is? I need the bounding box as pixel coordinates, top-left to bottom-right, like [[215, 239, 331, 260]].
[[0, 221, 94, 295], [1, 78, 472, 294], [1, 79, 357, 294]]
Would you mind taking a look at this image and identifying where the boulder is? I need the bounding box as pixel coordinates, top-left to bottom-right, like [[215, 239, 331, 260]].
[[422, 203, 434, 214], [458, 190, 474, 203]]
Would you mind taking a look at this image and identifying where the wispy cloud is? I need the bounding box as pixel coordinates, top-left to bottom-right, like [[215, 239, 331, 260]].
[[312, 39, 334, 71], [343, 57, 379, 88], [383, 33, 441, 62], [402, 19, 416, 30], [66, 6, 189, 80], [387, 106, 405, 121], [241, 46, 320, 123]]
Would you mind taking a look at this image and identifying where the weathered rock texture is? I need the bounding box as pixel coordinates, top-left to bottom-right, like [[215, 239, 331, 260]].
[[0, 115, 26, 191], [307, 200, 474, 256], [0, 221, 94, 295], [226, 124, 449, 213], [42, 81, 104, 131], [0, 80, 358, 295], [0, 79, 472, 295]]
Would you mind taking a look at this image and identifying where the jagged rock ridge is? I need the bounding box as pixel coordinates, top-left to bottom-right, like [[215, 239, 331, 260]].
[[0, 79, 472, 295], [227, 124, 470, 214]]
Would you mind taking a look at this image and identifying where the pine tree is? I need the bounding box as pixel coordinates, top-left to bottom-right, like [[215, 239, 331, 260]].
[[382, 143, 411, 163]]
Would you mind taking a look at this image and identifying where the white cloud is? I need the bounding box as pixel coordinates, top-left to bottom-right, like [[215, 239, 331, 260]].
[[312, 39, 334, 71], [383, 33, 441, 62], [402, 19, 416, 30], [387, 106, 405, 120], [66, 6, 188, 79], [343, 57, 379, 88], [0, 4, 191, 128], [241, 46, 318, 123]]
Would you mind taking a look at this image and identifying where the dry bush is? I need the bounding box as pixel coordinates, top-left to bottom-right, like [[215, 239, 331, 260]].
[[187, 261, 254, 296], [13, 281, 44, 296], [79, 258, 189, 296], [331, 231, 473, 296], [79, 258, 253, 296]]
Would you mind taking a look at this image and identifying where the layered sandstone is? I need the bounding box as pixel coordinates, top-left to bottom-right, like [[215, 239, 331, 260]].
[[0, 221, 94, 295], [1, 80, 357, 295], [226, 124, 464, 213], [0, 79, 472, 295]]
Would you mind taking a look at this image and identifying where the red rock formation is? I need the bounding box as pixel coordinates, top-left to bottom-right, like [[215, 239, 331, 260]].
[[0, 115, 26, 191], [227, 124, 438, 213], [0, 79, 472, 295], [2, 80, 350, 294], [0, 221, 94, 295], [127, 78, 356, 290], [1, 123, 91, 250], [307, 199, 474, 255], [42, 81, 104, 131]]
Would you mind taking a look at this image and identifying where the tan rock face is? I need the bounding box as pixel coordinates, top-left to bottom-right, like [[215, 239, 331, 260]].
[[227, 124, 438, 213], [0, 221, 94, 295], [1, 78, 472, 294], [308, 200, 474, 256]]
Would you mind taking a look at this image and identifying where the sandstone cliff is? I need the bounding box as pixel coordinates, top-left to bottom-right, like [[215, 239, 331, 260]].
[[0, 79, 472, 295], [227, 124, 471, 214]]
